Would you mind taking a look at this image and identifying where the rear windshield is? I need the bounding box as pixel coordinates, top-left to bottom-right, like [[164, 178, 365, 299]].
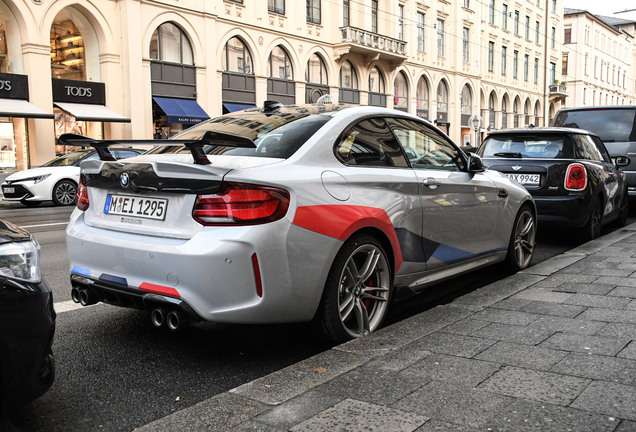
[[553, 108, 636, 143], [148, 111, 331, 159], [480, 135, 571, 159]]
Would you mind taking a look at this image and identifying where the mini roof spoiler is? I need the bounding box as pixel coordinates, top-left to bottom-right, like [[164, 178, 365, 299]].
[[57, 131, 256, 165]]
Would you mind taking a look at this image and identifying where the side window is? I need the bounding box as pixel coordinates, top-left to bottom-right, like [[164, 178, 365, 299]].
[[335, 118, 408, 167], [590, 136, 612, 163], [574, 134, 602, 161], [385, 117, 464, 171]]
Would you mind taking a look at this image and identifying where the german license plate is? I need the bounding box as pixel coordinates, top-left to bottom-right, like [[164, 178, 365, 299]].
[[2, 187, 14, 194], [104, 194, 168, 220], [505, 173, 540, 185]]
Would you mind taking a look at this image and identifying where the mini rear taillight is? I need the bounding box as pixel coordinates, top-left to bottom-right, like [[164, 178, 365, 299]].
[[565, 163, 587, 191], [76, 179, 89, 211], [193, 182, 290, 226]]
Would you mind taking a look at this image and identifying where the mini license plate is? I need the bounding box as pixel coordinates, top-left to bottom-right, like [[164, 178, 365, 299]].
[[104, 194, 168, 220], [505, 173, 540, 185], [2, 187, 14, 194]]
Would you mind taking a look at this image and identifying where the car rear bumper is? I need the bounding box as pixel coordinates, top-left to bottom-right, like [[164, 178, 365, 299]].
[[533, 194, 591, 228], [66, 212, 340, 324]]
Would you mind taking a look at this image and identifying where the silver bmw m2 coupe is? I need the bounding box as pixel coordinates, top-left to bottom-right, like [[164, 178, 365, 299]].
[[65, 103, 536, 343]]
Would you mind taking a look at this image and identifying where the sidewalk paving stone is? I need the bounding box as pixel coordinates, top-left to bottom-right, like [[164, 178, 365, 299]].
[[289, 399, 428, 432], [485, 399, 620, 432], [540, 332, 630, 356], [550, 352, 636, 385], [474, 341, 568, 370], [400, 353, 501, 387], [571, 381, 636, 421], [393, 381, 513, 428], [564, 293, 633, 309], [552, 281, 617, 296], [470, 322, 554, 345], [478, 366, 591, 405]]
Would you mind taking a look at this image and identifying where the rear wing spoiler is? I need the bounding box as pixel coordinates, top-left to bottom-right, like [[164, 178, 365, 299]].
[[57, 132, 256, 166]]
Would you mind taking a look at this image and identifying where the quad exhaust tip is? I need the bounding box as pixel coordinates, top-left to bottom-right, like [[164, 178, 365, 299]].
[[151, 308, 165, 327]]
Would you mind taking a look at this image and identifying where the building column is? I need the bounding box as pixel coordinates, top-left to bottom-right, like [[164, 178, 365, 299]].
[[22, 43, 55, 166]]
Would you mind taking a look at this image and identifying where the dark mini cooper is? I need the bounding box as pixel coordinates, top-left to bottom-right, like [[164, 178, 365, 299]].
[[0, 220, 55, 410], [475, 127, 630, 242]]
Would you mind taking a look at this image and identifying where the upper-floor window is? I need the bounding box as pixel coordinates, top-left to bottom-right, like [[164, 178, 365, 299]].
[[268, 0, 285, 15], [564, 27, 571, 44], [437, 19, 445, 58], [463, 0, 470, 8], [222, 36, 253, 74], [398, 5, 404, 41], [513, 50, 518, 79], [343, 0, 349, 26], [307, 0, 321, 24], [525, 16, 530, 39], [551, 0, 556, 13], [502, 4, 508, 29], [514, 11, 519, 35], [372, 0, 378, 33], [150, 22, 194, 65], [489, 0, 495, 25], [534, 58, 539, 84], [502, 46, 507, 75], [535, 21, 540, 43], [488, 42, 494, 72], [417, 12, 425, 52], [551, 27, 556, 48], [524, 54, 529, 81], [463, 27, 470, 63]]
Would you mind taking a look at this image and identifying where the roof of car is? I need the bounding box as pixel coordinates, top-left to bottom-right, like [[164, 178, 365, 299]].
[[486, 127, 599, 137], [556, 105, 636, 112]]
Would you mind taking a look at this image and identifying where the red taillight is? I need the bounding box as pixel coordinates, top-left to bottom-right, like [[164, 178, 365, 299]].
[[193, 182, 290, 225], [76, 179, 89, 211], [565, 163, 587, 191]]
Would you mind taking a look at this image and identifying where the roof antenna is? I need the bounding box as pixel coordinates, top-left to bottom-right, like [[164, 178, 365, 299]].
[[262, 100, 283, 113]]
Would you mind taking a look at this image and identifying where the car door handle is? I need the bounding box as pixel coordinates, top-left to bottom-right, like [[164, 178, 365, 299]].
[[498, 189, 508, 198], [422, 178, 441, 188]]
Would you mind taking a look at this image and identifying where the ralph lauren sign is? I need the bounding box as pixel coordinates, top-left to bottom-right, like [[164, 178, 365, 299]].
[[0, 73, 29, 100], [52, 79, 105, 105]]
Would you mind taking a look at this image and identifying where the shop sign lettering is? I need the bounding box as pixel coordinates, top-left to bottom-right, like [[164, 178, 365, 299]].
[[0, 80, 12, 91], [65, 86, 92, 98]]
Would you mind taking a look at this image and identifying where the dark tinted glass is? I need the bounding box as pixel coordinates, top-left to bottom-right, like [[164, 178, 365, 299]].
[[553, 108, 636, 142], [481, 135, 572, 158], [335, 118, 408, 167]]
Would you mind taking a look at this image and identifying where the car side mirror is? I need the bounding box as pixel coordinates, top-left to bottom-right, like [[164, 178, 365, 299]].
[[615, 156, 630, 168], [467, 153, 485, 173]]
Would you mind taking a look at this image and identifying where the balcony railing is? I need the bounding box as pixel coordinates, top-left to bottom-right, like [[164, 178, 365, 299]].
[[338, 26, 407, 62], [549, 85, 567, 97]]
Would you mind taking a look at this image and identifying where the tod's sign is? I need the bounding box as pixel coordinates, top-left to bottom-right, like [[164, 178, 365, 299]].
[[0, 73, 30, 100], [52, 79, 106, 105]]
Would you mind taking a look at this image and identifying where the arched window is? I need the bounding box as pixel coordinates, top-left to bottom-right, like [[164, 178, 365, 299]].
[[368, 67, 386, 107], [513, 98, 520, 127], [222, 37, 253, 74], [488, 92, 496, 129], [461, 85, 472, 127], [393, 71, 408, 112], [267, 46, 295, 104], [305, 53, 328, 102], [268, 46, 292, 80], [221, 36, 255, 111], [416, 76, 429, 119], [524, 100, 531, 125], [534, 101, 540, 126], [150, 22, 193, 65], [339, 61, 359, 104], [51, 19, 86, 80], [502, 97, 508, 128], [437, 80, 449, 122]]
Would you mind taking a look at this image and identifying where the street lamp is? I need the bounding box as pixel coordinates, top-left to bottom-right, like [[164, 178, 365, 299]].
[[469, 114, 482, 148]]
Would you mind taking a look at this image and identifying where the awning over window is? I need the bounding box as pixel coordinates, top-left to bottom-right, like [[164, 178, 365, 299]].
[[223, 103, 256, 113], [153, 97, 210, 124], [0, 98, 54, 119], [54, 102, 131, 123]]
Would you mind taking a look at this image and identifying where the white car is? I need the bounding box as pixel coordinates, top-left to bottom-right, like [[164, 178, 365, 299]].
[[1, 148, 143, 206]]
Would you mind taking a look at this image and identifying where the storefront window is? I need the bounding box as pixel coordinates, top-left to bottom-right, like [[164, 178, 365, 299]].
[[150, 22, 193, 65], [50, 20, 86, 80]]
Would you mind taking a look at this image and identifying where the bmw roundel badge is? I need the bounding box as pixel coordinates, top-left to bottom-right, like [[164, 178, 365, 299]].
[[120, 172, 130, 188]]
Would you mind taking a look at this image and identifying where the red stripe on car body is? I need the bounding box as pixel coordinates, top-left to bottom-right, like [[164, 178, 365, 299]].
[[139, 282, 181, 298], [293, 205, 403, 270]]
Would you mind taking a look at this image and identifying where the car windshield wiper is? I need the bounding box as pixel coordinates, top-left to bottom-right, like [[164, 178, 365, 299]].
[[493, 152, 523, 158]]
